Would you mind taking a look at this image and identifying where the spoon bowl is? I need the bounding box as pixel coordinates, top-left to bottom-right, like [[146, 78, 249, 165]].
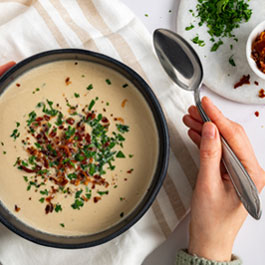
[[153, 29, 203, 92]]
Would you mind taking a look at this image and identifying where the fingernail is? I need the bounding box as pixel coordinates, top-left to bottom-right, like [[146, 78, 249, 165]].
[[202, 96, 212, 105], [202, 122, 215, 139]]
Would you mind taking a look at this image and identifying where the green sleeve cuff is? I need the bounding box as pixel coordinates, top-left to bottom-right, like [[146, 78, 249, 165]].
[[176, 250, 242, 265]]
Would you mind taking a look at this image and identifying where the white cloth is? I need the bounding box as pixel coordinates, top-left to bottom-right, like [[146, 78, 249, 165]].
[[0, 1, 197, 264]]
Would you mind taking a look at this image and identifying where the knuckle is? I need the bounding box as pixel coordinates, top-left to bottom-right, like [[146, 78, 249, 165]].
[[200, 148, 219, 160], [199, 182, 212, 194], [233, 123, 245, 135], [224, 122, 245, 143], [262, 173, 265, 186], [261, 178, 265, 190], [258, 170, 265, 190], [249, 167, 265, 192], [195, 180, 216, 198], [256, 178, 265, 193]]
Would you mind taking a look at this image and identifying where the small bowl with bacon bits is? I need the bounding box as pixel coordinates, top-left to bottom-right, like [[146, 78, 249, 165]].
[[246, 20, 265, 80]]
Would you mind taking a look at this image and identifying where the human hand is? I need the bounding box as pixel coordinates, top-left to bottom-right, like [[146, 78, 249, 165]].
[[182, 96, 265, 262], [0, 61, 16, 76]]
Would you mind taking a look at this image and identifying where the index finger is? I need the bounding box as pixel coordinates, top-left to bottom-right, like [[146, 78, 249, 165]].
[[201, 96, 254, 151], [0, 61, 16, 76], [201, 96, 265, 190]]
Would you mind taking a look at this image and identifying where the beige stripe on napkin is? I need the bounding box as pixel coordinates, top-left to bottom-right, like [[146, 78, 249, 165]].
[[50, 0, 99, 51], [163, 175, 186, 220], [34, 1, 69, 47], [6, 0, 35, 6], [167, 120, 197, 189], [152, 200, 171, 237], [76, 0, 149, 82]]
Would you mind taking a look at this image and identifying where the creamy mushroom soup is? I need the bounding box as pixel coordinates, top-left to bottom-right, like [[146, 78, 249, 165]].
[[0, 60, 158, 236]]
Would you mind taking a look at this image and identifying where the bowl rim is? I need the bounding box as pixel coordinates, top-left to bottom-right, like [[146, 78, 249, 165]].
[[246, 20, 265, 80], [0, 48, 170, 249]]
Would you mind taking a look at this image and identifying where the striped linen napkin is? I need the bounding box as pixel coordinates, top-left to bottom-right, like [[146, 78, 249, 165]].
[[0, 0, 198, 264]]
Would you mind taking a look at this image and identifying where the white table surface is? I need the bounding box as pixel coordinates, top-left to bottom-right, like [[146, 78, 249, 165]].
[[121, 0, 265, 264]]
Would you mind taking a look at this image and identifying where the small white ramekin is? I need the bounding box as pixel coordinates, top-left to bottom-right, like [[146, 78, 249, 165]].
[[246, 20, 265, 80]]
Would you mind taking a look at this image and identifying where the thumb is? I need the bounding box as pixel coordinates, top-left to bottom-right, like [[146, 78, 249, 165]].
[[199, 122, 222, 182]]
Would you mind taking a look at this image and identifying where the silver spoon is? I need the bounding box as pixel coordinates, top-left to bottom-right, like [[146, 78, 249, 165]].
[[153, 28, 261, 220]]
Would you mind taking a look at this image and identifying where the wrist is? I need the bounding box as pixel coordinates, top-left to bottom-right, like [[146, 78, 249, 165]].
[[188, 239, 234, 262], [176, 250, 242, 265]]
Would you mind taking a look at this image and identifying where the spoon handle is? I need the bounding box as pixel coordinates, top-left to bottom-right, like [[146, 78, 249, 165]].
[[221, 137, 261, 219], [195, 95, 261, 220]]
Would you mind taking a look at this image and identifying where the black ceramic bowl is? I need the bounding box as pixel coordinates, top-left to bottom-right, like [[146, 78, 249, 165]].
[[0, 49, 169, 248]]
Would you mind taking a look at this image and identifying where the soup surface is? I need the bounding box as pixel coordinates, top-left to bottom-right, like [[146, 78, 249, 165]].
[[0, 60, 158, 236]]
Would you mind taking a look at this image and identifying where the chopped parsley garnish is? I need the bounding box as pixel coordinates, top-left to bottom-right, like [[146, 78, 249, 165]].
[[122, 83, 128, 88], [74, 93, 80, 98], [33, 88, 40, 94], [211, 40, 223, 52], [116, 151, 125, 158], [13, 157, 20, 167], [89, 163, 96, 175], [185, 24, 194, 31], [75, 190, 83, 198], [116, 124, 129, 133], [28, 156, 36, 165], [10, 128, 20, 140], [67, 173, 77, 180], [60, 223, 65, 227], [55, 112, 63, 126], [97, 190, 109, 196], [34, 142, 41, 149], [189, 0, 252, 51], [71, 199, 84, 210], [116, 134, 125, 141], [55, 204, 62, 212], [85, 192, 91, 200], [39, 100, 58, 116], [105, 79, 111, 85], [120, 212, 124, 218], [40, 189, 49, 196], [88, 99, 95, 111], [87, 84, 93, 90], [192, 36, 205, 47], [27, 111, 37, 126], [21, 160, 28, 167], [26, 181, 38, 191], [229, 55, 236, 66], [129, 154, 134, 158], [14, 94, 130, 214], [65, 126, 76, 139]]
